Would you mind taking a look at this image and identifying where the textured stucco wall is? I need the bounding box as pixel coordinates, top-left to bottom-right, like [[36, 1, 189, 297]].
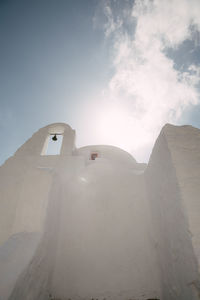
[[146, 124, 200, 300], [50, 157, 160, 300], [0, 123, 76, 299], [163, 125, 200, 272], [9, 145, 161, 300]]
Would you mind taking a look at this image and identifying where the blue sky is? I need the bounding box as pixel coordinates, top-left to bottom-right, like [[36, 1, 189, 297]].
[[0, 0, 200, 165]]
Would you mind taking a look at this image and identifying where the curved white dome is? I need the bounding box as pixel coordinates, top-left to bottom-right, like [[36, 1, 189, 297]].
[[77, 145, 137, 165]]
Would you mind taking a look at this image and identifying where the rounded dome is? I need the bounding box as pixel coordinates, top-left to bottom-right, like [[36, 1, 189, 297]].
[[77, 145, 137, 166]]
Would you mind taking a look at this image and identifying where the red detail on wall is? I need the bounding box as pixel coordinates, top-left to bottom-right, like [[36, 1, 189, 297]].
[[91, 153, 98, 160]]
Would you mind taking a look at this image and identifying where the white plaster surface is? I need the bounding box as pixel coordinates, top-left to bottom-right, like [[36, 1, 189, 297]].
[[0, 122, 200, 300], [146, 124, 200, 300]]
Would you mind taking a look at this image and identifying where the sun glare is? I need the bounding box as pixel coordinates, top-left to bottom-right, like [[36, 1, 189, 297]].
[[78, 99, 153, 161]]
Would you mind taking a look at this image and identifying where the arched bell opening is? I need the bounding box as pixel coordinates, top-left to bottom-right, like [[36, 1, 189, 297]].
[[46, 133, 63, 155], [41, 124, 65, 156]]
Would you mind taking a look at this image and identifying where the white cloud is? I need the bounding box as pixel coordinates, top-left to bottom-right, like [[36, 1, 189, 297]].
[[103, 3, 122, 37], [99, 0, 200, 162], [133, 0, 200, 48]]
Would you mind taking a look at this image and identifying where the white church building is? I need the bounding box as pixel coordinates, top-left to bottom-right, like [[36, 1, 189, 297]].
[[0, 122, 200, 300]]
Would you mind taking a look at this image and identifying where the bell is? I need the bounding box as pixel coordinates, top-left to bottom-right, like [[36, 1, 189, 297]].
[[52, 134, 57, 141]]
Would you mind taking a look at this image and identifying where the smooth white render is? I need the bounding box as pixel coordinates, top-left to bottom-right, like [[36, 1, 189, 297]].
[[0, 122, 200, 300]]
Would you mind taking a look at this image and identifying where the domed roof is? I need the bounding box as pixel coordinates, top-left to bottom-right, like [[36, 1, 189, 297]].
[[77, 145, 137, 165]]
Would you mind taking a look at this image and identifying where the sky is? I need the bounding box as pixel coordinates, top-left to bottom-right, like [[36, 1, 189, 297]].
[[0, 0, 200, 165]]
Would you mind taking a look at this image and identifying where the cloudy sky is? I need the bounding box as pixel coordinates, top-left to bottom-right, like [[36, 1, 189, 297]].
[[0, 0, 200, 165]]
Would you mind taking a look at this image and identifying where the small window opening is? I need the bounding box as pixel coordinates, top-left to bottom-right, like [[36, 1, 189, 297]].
[[46, 134, 63, 155], [90, 152, 98, 160]]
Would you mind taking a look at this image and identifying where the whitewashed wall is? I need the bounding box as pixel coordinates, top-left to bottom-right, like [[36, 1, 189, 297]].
[[1, 122, 200, 300]]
